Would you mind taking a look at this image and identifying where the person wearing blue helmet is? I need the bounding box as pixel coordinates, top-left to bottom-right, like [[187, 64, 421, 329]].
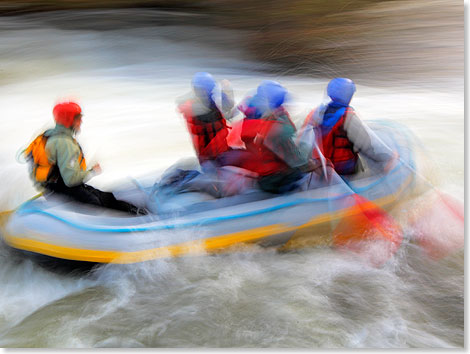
[[235, 80, 321, 193], [299, 78, 396, 175], [167, 73, 238, 198], [178, 72, 237, 171], [177, 72, 235, 170], [238, 80, 293, 122]]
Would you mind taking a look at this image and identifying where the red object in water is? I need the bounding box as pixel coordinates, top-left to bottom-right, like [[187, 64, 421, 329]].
[[332, 194, 404, 267]]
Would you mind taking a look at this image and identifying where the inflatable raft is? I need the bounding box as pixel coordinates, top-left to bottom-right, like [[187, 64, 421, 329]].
[[1, 120, 418, 264]]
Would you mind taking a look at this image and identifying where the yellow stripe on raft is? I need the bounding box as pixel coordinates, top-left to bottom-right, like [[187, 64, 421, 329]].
[[3, 224, 293, 264], [2, 176, 414, 264]]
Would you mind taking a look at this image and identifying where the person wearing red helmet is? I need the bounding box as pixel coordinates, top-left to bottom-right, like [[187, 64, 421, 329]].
[[24, 101, 147, 215]]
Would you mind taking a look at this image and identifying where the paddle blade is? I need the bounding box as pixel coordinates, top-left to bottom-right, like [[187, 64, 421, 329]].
[[332, 194, 403, 267], [412, 192, 464, 260]]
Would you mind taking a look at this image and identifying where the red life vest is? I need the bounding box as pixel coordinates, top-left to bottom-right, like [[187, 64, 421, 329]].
[[315, 106, 358, 174], [179, 100, 230, 162], [239, 118, 288, 176]]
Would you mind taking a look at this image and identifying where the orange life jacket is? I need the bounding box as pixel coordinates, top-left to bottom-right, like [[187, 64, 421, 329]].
[[24, 133, 87, 183]]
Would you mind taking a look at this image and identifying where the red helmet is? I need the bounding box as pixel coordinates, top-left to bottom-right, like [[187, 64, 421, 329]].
[[53, 101, 82, 128]]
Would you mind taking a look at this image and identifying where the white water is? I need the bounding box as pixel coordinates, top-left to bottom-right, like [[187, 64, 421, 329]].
[[0, 9, 464, 348]]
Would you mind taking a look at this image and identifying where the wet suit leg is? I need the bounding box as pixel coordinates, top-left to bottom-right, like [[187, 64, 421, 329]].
[[45, 176, 147, 215], [214, 148, 253, 168], [258, 169, 304, 194]]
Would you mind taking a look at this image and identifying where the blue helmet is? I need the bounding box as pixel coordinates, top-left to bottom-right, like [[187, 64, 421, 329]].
[[245, 94, 265, 119], [327, 78, 356, 106], [257, 80, 288, 110], [192, 72, 216, 97]]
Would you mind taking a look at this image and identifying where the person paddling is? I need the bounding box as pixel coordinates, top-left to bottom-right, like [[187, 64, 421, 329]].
[[299, 78, 397, 175], [177, 72, 235, 172], [236, 80, 321, 193]]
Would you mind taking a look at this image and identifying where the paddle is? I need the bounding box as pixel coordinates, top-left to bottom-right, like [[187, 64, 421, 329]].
[[354, 123, 464, 260], [313, 145, 404, 267]]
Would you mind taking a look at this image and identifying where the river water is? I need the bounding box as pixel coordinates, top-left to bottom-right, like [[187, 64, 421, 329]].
[[0, 8, 464, 348]]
